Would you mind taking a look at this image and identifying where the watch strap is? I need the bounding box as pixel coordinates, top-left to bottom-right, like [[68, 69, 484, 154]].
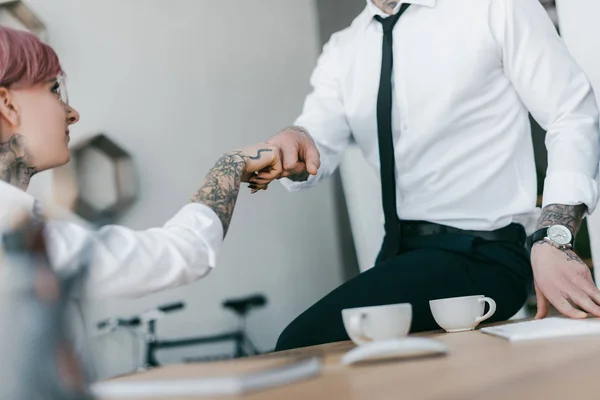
[[530, 228, 548, 246]]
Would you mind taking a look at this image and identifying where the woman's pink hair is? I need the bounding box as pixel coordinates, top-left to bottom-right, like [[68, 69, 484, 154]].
[[0, 26, 62, 88]]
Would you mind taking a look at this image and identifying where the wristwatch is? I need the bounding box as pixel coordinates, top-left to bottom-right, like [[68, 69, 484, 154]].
[[529, 225, 574, 250]]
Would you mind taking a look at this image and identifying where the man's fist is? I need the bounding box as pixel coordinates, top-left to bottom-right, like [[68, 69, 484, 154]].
[[242, 127, 321, 193], [264, 126, 321, 181]]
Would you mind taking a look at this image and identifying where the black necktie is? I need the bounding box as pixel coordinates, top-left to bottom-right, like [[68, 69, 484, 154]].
[[375, 4, 411, 262]]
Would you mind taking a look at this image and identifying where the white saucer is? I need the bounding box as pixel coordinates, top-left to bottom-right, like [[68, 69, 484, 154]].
[[341, 338, 448, 365]]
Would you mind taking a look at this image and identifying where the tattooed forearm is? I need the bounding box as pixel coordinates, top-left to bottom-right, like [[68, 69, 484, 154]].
[[533, 203, 588, 264], [373, 0, 399, 14], [191, 152, 247, 237], [535, 203, 587, 236], [0, 134, 37, 190]]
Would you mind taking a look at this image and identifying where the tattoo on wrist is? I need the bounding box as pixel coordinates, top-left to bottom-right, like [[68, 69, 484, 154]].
[[536, 203, 586, 237], [191, 152, 247, 236], [191, 147, 273, 236], [565, 250, 587, 265], [532, 236, 587, 265], [0, 134, 37, 190]]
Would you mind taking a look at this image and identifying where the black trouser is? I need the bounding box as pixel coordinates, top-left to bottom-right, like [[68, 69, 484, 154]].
[[275, 229, 533, 351]]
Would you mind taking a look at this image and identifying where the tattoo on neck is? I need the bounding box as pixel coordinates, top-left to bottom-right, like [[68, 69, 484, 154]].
[[536, 203, 586, 237], [0, 134, 37, 190], [191, 152, 247, 236], [373, 0, 399, 14]]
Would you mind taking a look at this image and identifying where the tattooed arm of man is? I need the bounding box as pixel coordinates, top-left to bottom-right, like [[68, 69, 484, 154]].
[[531, 203, 600, 319], [533, 204, 587, 263], [191, 143, 281, 236]]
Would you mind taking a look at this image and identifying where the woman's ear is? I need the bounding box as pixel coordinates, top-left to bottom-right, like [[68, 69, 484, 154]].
[[0, 87, 20, 128]]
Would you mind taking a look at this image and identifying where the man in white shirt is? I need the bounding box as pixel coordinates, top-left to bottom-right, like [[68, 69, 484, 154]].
[[255, 0, 600, 351]]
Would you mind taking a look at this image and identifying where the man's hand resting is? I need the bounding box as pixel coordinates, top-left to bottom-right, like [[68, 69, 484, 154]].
[[532, 241, 600, 319], [531, 203, 600, 319]]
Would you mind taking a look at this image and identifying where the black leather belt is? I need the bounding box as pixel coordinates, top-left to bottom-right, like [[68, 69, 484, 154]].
[[399, 221, 527, 247]]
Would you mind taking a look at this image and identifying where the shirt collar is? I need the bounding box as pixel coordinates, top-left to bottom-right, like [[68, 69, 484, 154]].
[[0, 180, 35, 212], [361, 0, 437, 30]]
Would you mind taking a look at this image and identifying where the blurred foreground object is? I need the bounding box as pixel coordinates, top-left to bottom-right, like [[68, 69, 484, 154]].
[[0, 214, 94, 400]]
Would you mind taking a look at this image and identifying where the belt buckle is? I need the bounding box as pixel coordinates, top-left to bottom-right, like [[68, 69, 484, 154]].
[[420, 222, 447, 237]]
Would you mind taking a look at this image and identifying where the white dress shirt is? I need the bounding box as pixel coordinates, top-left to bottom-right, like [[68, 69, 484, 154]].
[[0, 180, 223, 374], [0, 180, 223, 298], [283, 0, 600, 233]]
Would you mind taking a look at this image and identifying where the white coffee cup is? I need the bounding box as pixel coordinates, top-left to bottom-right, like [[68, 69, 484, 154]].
[[342, 303, 412, 345], [429, 295, 496, 333]]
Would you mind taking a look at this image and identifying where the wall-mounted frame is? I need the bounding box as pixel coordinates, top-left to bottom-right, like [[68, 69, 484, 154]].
[[0, 0, 46, 40], [54, 134, 138, 225]]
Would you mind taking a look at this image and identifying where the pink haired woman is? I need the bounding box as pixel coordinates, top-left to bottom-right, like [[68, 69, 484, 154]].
[[0, 26, 281, 297]]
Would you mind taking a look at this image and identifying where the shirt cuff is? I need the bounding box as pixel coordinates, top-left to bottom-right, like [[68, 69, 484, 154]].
[[280, 173, 321, 192], [542, 171, 600, 215], [164, 203, 224, 269]]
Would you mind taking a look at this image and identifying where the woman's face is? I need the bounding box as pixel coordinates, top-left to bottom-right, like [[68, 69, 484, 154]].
[[3, 77, 80, 171]]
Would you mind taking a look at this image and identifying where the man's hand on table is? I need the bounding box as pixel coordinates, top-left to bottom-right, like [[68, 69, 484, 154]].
[[531, 203, 600, 319], [247, 126, 321, 192], [531, 242, 600, 319]]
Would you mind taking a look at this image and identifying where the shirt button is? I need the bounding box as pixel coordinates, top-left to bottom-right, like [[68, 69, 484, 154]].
[[402, 123, 408, 130]]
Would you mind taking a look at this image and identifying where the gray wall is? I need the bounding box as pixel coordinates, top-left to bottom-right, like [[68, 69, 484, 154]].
[[316, 0, 365, 44], [27, 0, 346, 379]]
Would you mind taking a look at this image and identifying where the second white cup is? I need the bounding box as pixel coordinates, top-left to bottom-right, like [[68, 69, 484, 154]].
[[342, 303, 412, 345], [429, 295, 496, 333]]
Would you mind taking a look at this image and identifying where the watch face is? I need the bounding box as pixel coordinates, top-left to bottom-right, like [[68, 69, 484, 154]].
[[547, 225, 572, 246]]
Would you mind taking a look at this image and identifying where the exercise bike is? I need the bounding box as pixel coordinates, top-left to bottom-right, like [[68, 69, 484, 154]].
[[96, 294, 267, 369]]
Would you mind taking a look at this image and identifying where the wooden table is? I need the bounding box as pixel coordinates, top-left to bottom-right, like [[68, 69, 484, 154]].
[[102, 327, 600, 400]]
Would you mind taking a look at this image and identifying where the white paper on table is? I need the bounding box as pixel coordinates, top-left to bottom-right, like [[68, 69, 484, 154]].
[[480, 317, 600, 342], [90, 357, 322, 398]]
